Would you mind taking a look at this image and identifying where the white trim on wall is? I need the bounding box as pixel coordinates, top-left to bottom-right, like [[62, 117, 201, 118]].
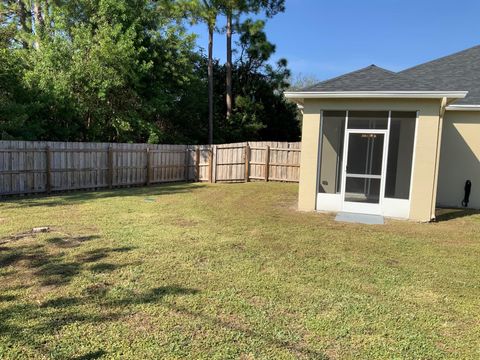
[[379, 111, 392, 210], [408, 111, 420, 202], [316, 193, 342, 212], [315, 110, 324, 205], [382, 198, 410, 219]]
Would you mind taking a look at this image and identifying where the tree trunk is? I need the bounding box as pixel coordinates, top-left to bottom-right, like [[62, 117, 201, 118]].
[[33, 0, 45, 48], [33, 1, 45, 28], [208, 24, 214, 144], [43, 0, 51, 29], [226, 11, 232, 119], [16, 0, 29, 48]]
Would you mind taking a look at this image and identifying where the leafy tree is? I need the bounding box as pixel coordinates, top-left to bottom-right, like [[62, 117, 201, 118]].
[[220, 0, 285, 119], [186, 0, 221, 144], [0, 0, 299, 144], [212, 17, 298, 142], [1, 0, 203, 142]]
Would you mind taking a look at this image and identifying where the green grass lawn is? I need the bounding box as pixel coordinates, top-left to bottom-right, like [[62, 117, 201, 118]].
[[0, 182, 479, 359]]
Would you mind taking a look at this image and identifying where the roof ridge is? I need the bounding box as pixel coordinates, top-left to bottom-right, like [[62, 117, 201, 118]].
[[301, 65, 391, 91], [379, 67, 397, 75], [301, 64, 434, 92], [400, 44, 480, 73]]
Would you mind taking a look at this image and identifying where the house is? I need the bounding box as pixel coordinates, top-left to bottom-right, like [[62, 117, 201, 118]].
[[285, 45, 480, 221]]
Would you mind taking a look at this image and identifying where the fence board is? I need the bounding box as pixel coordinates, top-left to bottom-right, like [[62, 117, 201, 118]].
[[0, 140, 301, 195]]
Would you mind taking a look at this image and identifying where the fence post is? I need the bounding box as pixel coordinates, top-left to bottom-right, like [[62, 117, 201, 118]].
[[208, 147, 214, 183], [244, 144, 250, 182], [195, 147, 200, 182], [46, 146, 51, 193], [265, 145, 270, 182], [108, 145, 114, 189], [184, 147, 190, 181], [145, 147, 151, 186], [212, 145, 217, 183]]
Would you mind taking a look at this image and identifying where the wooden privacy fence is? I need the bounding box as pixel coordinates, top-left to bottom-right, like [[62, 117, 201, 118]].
[[0, 141, 300, 196]]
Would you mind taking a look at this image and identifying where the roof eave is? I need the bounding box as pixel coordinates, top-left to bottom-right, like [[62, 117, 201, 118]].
[[446, 104, 480, 111], [284, 91, 468, 101]]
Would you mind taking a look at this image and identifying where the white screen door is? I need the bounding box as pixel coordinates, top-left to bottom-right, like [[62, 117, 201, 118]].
[[341, 130, 387, 214]]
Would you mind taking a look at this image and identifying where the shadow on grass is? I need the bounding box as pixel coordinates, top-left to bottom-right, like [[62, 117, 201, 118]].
[[110, 286, 327, 358], [0, 234, 142, 357], [435, 208, 480, 222], [0, 294, 16, 302], [70, 350, 106, 360], [109, 286, 200, 306], [0, 285, 200, 358], [0, 235, 135, 286], [46, 235, 100, 248], [39, 286, 199, 310], [0, 231, 328, 358], [89, 262, 119, 273], [0, 182, 207, 209], [23, 285, 327, 359], [162, 302, 330, 359], [0, 300, 123, 354]]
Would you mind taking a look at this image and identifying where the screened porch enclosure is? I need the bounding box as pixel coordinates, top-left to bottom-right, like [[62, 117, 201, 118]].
[[316, 110, 416, 218]]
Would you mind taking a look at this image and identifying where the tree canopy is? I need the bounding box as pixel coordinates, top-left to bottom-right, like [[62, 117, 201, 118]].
[[0, 0, 299, 143]]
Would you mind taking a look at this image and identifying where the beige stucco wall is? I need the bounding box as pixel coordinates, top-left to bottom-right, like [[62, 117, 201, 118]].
[[298, 103, 321, 211], [298, 98, 443, 221], [437, 111, 480, 209]]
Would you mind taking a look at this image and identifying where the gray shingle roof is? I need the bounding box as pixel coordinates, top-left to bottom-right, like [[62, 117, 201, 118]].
[[399, 45, 480, 105], [301, 45, 480, 104], [302, 65, 444, 92]]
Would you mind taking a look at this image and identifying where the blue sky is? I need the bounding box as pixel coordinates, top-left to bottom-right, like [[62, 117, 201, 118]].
[[188, 0, 480, 81]]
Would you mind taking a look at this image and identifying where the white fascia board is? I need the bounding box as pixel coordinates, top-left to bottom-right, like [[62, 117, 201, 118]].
[[284, 91, 468, 99], [446, 104, 480, 111]]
